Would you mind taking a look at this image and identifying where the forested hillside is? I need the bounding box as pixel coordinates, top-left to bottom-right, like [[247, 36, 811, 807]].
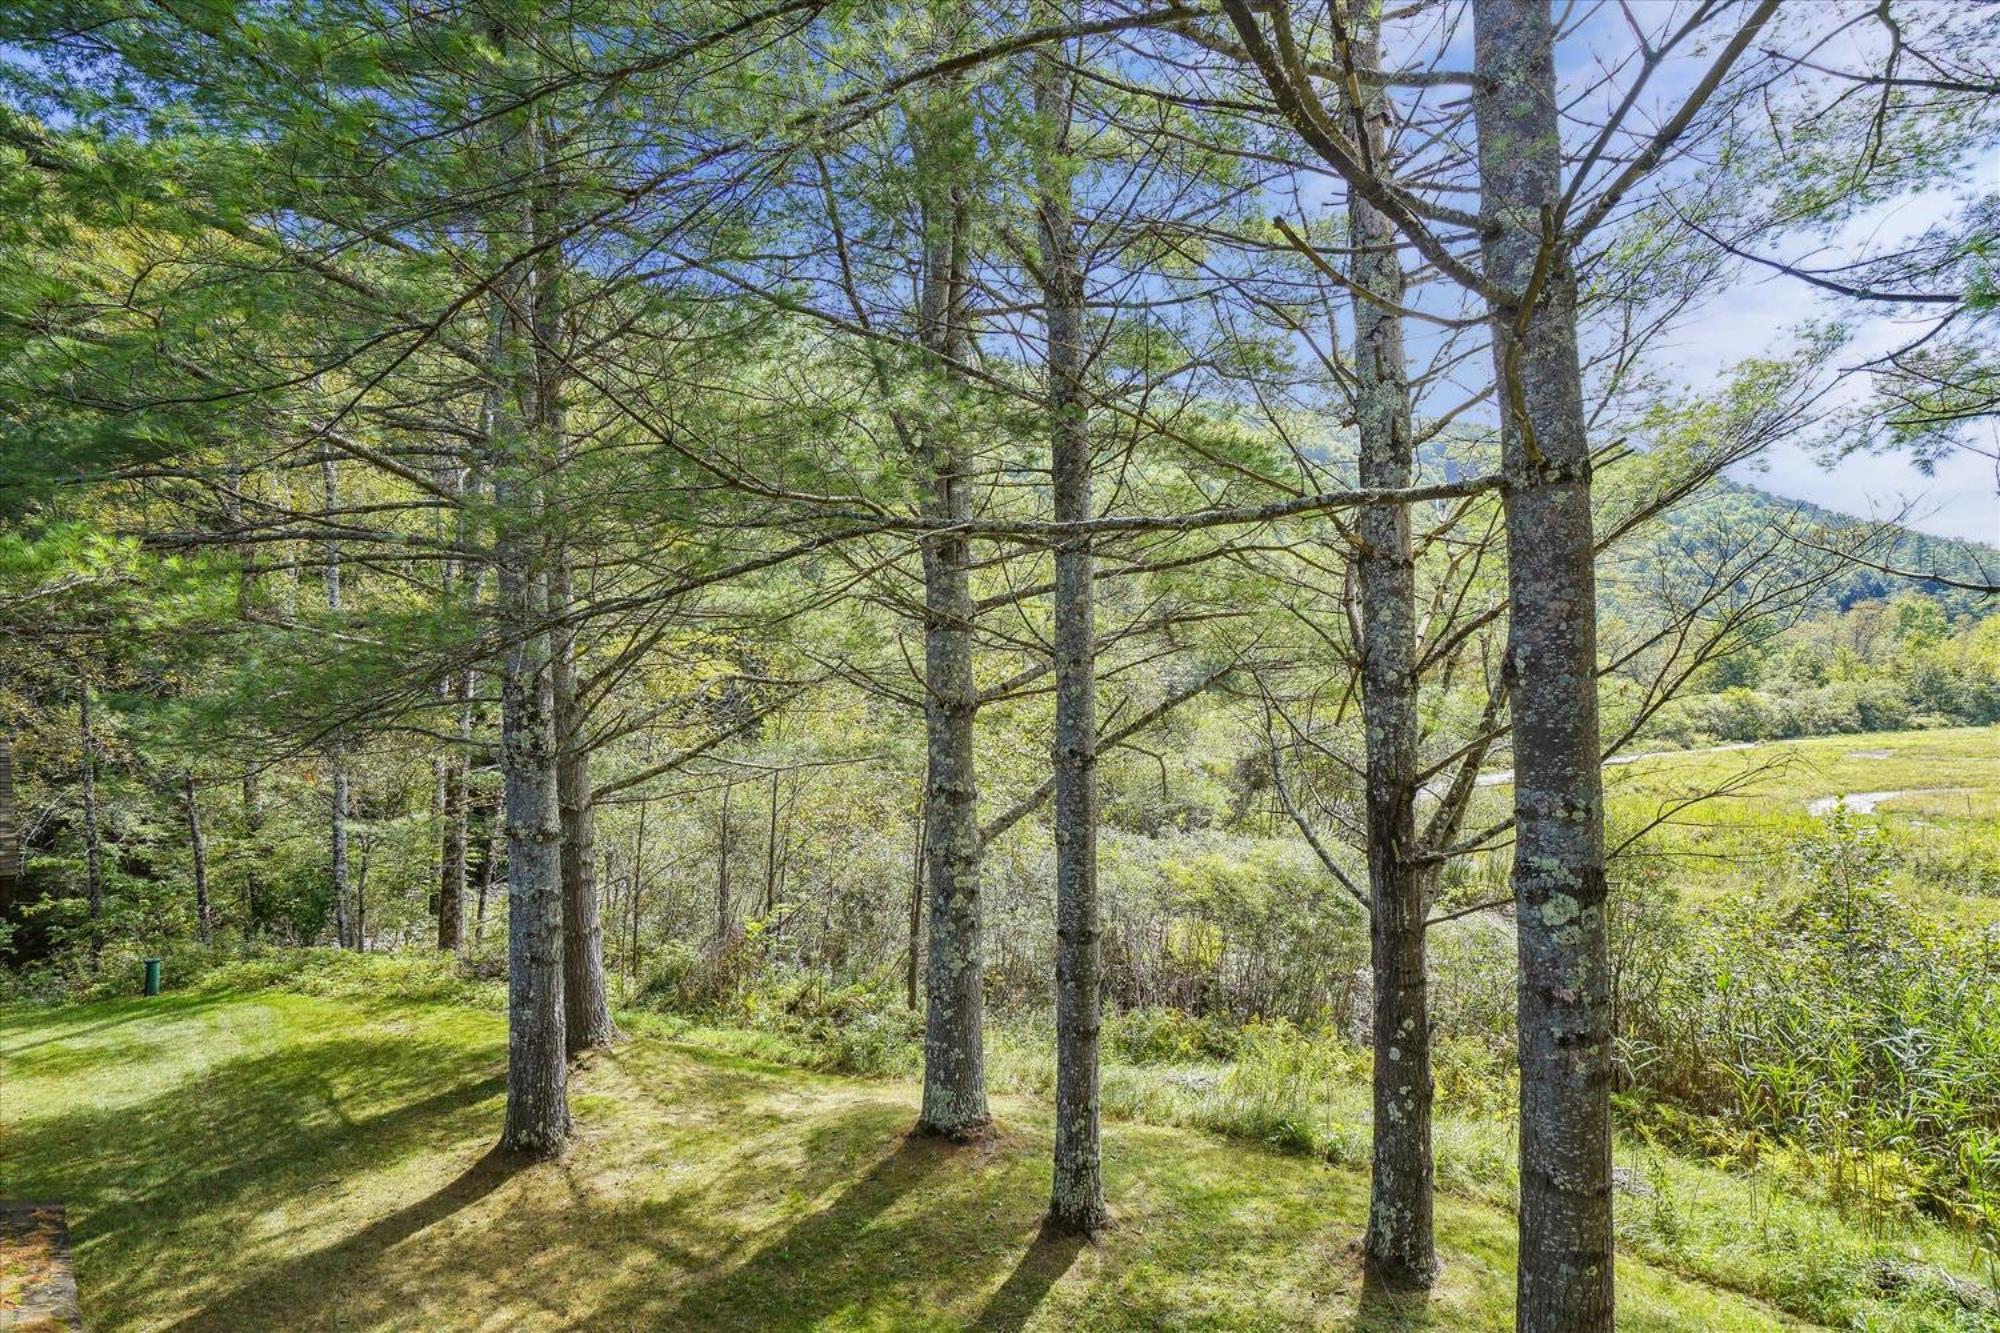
[[1629, 475, 1996, 617], [2, 1, 1996, 1330]]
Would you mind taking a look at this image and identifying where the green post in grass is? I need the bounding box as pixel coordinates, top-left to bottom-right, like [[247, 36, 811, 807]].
[[143, 958, 162, 996]]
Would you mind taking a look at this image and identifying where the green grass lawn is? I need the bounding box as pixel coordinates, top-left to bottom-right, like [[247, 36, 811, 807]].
[[1, 988, 1813, 1332]]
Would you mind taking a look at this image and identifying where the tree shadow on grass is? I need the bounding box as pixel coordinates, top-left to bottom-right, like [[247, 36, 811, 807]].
[[604, 1124, 973, 1330], [1351, 1273, 1450, 1331], [0, 992, 227, 1055], [161, 1147, 525, 1333], [971, 1223, 1088, 1332], [3, 1028, 508, 1328], [4, 1038, 506, 1223]]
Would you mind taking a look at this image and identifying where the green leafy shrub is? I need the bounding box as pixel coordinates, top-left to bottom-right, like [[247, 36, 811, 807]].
[[1618, 811, 2000, 1237], [1105, 1006, 1241, 1064]]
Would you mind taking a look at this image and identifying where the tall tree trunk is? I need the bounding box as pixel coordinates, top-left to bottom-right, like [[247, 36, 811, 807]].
[[495, 445, 569, 1156], [1345, 3, 1437, 1291], [914, 139, 990, 1139], [472, 799, 497, 949], [0, 738, 19, 930], [1036, 38, 1104, 1233], [763, 772, 781, 918], [227, 469, 263, 943], [715, 782, 734, 946], [322, 450, 351, 951], [496, 560, 568, 1152], [906, 806, 925, 1011], [330, 765, 351, 947], [493, 99, 569, 1154], [354, 833, 370, 952], [628, 797, 648, 990], [439, 739, 468, 953], [437, 464, 470, 956], [185, 769, 211, 942], [553, 555, 614, 1054], [241, 770, 262, 941], [79, 683, 103, 966], [531, 91, 612, 1052], [1473, 3, 1612, 1325]]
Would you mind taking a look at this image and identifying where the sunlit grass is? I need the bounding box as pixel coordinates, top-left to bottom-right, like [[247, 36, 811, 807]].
[[4, 986, 1822, 1332], [1468, 725, 2000, 921]]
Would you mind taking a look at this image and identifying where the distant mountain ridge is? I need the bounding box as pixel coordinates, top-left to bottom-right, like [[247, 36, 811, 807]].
[[1651, 475, 1996, 616]]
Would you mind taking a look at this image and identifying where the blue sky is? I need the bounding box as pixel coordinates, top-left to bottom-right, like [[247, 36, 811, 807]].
[[1370, 1, 1999, 547], [1668, 170, 1999, 545], [1561, 3, 1999, 546]]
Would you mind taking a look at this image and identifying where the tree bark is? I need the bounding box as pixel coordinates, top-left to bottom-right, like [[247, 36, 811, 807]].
[[228, 471, 263, 943], [715, 782, 734, 946], [354, 831, 370, 951], [1472, 2, 1613, 1325], [437, 464, 470, 956], [241, 770, 262, 941], [0, 739, 19, 924], [472, 799, 497, 949], [439, 739, 468, 953], [553, 555, 615, 1054], [185, 769, 211, 942], [79, 684, 103, 966], [915, 174, 991, 1140], [496, 531, 569, 1153], [763, 772, 782, 918], [322, 450, 351, 951], [1345, 2, 1437, 1291], [330, 764, 351, 948], [628, 797, 647, 989], [493, 99, 569, 1155], [1036, 36, 1105, 1235], [906, 806, 925, 1011]]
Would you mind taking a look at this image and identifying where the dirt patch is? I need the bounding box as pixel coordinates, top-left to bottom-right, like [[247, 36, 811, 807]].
[[0, 1202, 82, 1332]]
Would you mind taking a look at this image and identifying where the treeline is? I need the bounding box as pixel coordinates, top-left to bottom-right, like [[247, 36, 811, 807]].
[[1653, 595, 2000, 744]]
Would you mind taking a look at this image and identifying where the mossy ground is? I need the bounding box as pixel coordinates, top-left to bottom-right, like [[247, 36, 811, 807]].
[[0, 988, 1809, 1331]]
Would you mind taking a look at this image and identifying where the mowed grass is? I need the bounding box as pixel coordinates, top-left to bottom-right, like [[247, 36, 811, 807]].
[[0, 990, 1805, 1332]]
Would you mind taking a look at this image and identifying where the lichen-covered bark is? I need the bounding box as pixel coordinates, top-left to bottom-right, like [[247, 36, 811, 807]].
[[496, 534, 570, 1154], [915, 148, 991, 1139], [1345, 2, 1437, 1291], [1472, 2, 1614, 1326], [906, 811, 924, 1010], [1036, 37, 1105, 1234], [494, 101, 570, 1157], [553, 556, 615, 1055], [0, 740, 19, 909], [918, 517, 989, 1137]]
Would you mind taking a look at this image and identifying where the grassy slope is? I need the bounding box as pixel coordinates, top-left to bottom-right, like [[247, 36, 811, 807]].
[[1470, 725, 2000, 918], [1610, 725, 2000, 918], [0, 990, 1804, 1332]]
